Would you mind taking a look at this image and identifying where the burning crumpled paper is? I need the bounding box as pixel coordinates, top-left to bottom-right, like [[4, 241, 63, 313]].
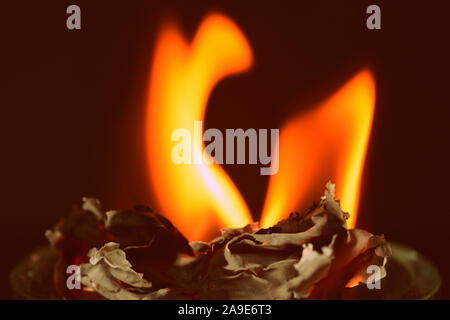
[[47, 182, 391, 299]]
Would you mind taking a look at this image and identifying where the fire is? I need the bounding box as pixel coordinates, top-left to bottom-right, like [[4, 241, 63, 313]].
[[261, 70, 376, 229], [146, 14, 253, 240], [147, 13, 375, 240], [346, 274, 365, 288]]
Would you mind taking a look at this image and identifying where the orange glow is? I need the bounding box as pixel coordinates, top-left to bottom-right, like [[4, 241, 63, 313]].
[[260, 70, 376, 229], [146, 14, 253, 240], [345, 274, 365, 288], [147, 13, 376, 240]]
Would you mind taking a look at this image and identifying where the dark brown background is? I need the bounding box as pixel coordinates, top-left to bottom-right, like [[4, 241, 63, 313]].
[[1, 0, 449, 299]]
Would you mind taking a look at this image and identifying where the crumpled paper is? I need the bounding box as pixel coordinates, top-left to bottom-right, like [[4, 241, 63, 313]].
[[72, 182, 391, 300], [45, 200, 193, 298], [81, 242, 153, 299]]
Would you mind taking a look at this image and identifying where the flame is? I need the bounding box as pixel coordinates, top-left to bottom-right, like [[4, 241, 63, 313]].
[[147, 13, 376, 240], [345, 274, 365, 288], [146, 14, 253, 240], [261, 70, 376, 228]]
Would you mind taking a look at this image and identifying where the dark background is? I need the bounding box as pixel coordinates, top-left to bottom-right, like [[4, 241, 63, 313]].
[[1, 0, 449, 299]]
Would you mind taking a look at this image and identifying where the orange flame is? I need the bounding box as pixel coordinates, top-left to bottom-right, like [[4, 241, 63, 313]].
[[146, 14, 253, 240], [147, 13, 376, 240], [260, 70, 376, 229], [345, 274, 365, 288]]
